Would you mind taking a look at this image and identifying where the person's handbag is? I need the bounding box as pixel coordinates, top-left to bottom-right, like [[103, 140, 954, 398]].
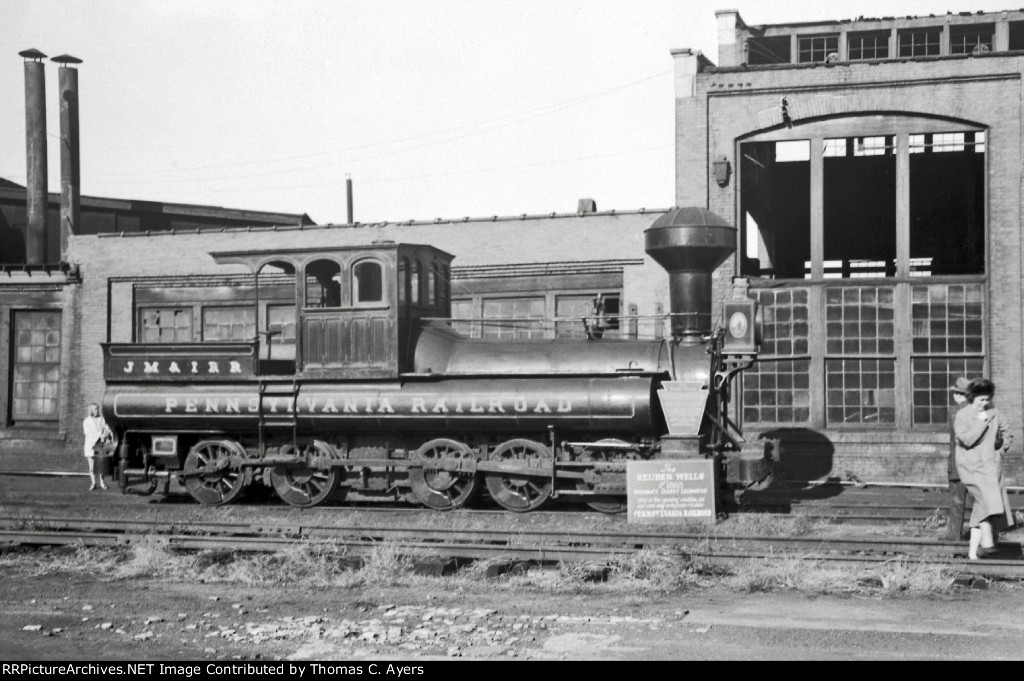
[[92, 440, 116, 457]]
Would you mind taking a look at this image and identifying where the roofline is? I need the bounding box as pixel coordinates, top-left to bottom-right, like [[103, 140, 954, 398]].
[[0, 185, 312, 224], [739, 8, 1024, 33], [92, 206, 673, 239]]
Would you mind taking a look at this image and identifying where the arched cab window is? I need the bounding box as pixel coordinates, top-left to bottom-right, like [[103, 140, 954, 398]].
[[305, 259, 342, 308], [398, 258, 408, 305], [352, 259, 384, 305], [427, 261, 438, 306], [437, 265, 449, 308], [410, 259, 422, 305]]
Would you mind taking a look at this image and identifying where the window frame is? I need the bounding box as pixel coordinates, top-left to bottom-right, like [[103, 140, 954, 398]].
[[351, 257, 386, 307], [9, 310, 62, 426], [738, 117, 987, 282]]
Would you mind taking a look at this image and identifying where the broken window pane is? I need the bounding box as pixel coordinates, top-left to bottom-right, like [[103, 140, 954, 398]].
[[823, 136, 897, 278], [746, 36, 791, 65], [740, 140, 811, 279], [909, 131, 985, 275]]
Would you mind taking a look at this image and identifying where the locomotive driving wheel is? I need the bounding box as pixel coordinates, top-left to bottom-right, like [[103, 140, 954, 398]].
[[269, 440, 345, 508], [409, 438, 480, 510], [183, 440, 248, 506], [484, 439, 553, 512], [576, 439, 630, 514]]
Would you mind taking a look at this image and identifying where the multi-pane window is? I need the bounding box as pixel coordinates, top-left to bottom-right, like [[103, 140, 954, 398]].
[[742, 289, 811, 425], [911, 284, 984, 355], [950, 24, 994, 54], [825, 287, 895, 355], [825, 359, 896, 425], [798, 34, 838, 63], [743, 360, 811, 424], [848, 31, 889, 60], [202, 306, 255, 342], [140, 308, 192, 343], [481, 297, 545, 339], [898, 29, 940, 56], [11, 311, 61, 424], [912, 357, 986, 426], [824, 286, 896, 426]]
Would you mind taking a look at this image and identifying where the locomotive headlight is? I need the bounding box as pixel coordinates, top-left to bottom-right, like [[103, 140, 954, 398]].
[[728, 311, 748, 340], [721, 300, 759, 354]]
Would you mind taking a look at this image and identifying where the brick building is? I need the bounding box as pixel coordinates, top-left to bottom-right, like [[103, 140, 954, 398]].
[[0, 180, 312, 470], [674, 8, 1024, 482]]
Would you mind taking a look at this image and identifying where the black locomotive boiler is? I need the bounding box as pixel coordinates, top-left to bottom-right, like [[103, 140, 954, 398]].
[[102, 207, 769, 513]]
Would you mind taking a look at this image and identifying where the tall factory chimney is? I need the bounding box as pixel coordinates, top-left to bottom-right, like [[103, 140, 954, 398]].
[[346, 174, 354, 224], [52, 54, 83, 260], [19, 48, 48, 265]]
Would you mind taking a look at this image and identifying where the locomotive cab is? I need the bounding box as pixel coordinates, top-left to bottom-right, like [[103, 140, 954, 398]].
[[209, 241, 454, 378]]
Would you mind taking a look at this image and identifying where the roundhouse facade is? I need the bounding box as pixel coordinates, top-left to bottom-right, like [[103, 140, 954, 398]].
[[676, 9, 1024, 483]]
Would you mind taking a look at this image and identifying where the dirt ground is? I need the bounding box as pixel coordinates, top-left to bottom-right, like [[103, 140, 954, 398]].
[[4, 565, 1024, 661], [4, 475, 1024, 661]]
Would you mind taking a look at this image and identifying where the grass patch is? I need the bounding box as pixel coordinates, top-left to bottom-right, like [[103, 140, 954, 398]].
[[0, 540, 967, 599], [726, 554, 956, 596]]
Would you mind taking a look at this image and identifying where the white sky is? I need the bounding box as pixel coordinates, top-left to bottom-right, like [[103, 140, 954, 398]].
[[0, 1, 991, 224]]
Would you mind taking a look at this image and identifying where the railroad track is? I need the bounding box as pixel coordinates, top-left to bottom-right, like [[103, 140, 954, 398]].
[[3, 515, 1023, 579]]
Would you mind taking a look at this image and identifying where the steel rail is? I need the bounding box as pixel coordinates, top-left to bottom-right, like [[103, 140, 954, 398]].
[[0, 514, 981, 558], [3, 528, 1022, 579], [0, 514, 955, 555]]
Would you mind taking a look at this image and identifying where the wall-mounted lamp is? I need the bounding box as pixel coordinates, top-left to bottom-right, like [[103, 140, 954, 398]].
[[713, 157, 731, 187]]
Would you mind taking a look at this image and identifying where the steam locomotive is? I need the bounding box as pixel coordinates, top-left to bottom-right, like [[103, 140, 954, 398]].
[[101, 207, 770, 513]]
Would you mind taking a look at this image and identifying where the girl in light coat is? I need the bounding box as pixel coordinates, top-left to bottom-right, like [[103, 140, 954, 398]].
[[83, 402, 113, 490]]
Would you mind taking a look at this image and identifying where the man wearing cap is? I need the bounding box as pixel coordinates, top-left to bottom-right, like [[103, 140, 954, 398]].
[[944, 377, 970, 541]]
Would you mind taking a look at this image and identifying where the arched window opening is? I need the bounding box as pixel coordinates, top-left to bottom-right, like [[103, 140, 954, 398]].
[[438, 266, 450, 309], [353, 260, 384, 304], [428, 262, 438, 306], [398, 258, 408, 305], [305, 259, 342, 308], [411, 260, 422, 305]]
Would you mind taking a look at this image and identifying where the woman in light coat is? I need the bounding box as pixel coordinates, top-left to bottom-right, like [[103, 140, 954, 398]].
[[954, 378, 1013, 560]]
